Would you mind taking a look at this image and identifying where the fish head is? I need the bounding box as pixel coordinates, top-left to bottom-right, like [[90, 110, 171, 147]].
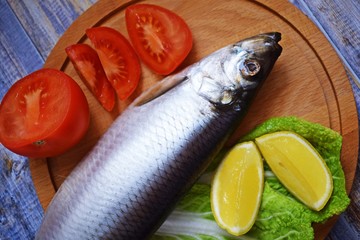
[[230, 32, 282, 87], [193, 32, 282, 110]]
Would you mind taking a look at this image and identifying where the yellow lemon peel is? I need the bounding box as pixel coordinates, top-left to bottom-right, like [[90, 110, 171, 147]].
[[211, 141, 264, 236], [255, 131, 333, 211]]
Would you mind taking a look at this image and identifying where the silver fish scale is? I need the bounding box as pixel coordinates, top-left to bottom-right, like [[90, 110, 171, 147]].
[[38, 80, 240, 240], [36, 32, 282, 240]]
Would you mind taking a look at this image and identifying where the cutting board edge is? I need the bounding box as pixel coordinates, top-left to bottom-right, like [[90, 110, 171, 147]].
[[29, 1, 359, 239]]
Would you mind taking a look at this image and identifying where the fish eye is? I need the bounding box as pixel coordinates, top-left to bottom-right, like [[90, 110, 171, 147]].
[[240, 59, 261, 77]]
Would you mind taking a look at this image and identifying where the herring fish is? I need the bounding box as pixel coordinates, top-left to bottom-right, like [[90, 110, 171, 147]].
[[35, 32, 282, 239]]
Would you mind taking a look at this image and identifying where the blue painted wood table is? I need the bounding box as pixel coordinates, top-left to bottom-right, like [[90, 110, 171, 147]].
[[0, 0, 359, 239]]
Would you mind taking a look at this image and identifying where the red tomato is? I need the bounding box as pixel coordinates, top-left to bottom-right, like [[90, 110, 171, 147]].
[[0, 69, 90, 158], [86, 27, 141, 100], [125, 4, 193, 75], [66, 43, 116, 111]]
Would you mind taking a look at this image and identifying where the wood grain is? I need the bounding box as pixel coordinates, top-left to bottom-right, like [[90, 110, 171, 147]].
[[29, 0, 358, 239], [7, 0, 97, 59], [293, 0, 360, 85], [0, 1, 44, 95]]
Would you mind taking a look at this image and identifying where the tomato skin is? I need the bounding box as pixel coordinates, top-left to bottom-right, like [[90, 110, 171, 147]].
[[125, 4, 193, 75], [86, 27, 141, 100], [0, 69, 90, 158], [66, 43, 116, 111]]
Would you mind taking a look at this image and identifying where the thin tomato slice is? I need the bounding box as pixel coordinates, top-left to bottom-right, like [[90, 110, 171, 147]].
[[66, 43, 116, 111], [86, 27, 141, 100], [125, 4, 193, 75], [0, 69, 90, 158]]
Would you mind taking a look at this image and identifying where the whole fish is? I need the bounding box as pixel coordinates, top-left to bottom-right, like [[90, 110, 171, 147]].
[[36, 32, 282, 239]]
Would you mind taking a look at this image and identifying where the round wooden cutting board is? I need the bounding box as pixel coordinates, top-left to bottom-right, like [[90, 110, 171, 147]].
[[30, 0, 358, 239]]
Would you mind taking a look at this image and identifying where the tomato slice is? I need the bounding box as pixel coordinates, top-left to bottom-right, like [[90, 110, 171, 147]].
[[66, 43, 116, 111], [125, 4, 193, 75], [0, 69, 90, 158], [86, 27, 141, 100]]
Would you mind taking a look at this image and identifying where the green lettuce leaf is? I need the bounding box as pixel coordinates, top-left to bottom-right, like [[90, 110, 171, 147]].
[[247, 182, 314, 240], [153, 184, 253, 240], [239, 116, 350, 222], [152, 116, 350, 240]]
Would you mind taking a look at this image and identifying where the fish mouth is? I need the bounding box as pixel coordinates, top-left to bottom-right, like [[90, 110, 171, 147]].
[[262, 32, 282, 57], [267, 32, 281, 43]]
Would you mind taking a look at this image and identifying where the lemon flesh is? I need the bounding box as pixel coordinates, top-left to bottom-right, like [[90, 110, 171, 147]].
[[255, 131, 333, 211], [211, 141, 264, 236]]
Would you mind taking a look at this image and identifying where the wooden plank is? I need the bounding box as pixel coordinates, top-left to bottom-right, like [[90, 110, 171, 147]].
[[7, 0, 97, 59], [0, 148, 44, 240], [0, 1, 43, 99], [292, 0, 360, 84]]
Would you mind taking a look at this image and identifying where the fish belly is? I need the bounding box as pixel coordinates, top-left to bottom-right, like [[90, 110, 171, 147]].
[[36, 80, 242, 239]]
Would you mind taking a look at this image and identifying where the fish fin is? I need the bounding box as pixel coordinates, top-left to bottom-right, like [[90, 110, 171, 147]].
[[131, 74, 188, 106]]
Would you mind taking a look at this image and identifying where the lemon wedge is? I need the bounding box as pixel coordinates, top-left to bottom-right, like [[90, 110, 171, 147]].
[[255, 131, 333, 211], [211, 141, 264, 236]]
